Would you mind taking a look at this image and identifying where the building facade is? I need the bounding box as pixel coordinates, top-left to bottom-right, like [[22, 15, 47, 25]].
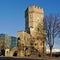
[[17, 5, 46, 57], [10, 36, 17, 49], [0, 34, 17, 54]]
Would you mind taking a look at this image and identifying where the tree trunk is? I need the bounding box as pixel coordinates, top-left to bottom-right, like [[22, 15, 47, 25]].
[[50, 46, 53, 57]]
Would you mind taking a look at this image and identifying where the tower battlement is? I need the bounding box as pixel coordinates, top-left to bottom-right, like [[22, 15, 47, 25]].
[[28, 5, 43, 10], [25, 5, 43, 14]]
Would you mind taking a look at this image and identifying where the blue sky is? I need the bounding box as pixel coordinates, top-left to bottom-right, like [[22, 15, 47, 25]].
[[0, 0, 60, 48]]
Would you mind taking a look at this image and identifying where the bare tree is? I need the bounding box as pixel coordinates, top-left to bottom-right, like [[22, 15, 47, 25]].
[[44, 14, 60, 57], [36, 20, 46, 56], [36, 14, 60, 57]]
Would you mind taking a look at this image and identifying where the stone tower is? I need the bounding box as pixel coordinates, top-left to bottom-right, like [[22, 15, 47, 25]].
[[17, 5, 46, 57], [25, 5, 46, 56], [25, 5, 44, 35]]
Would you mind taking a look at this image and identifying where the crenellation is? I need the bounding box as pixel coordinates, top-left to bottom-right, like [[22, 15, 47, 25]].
[[29, 5, 43, 9]]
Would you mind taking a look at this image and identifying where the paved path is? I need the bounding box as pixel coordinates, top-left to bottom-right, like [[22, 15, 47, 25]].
[[0, 57, 60, 60], [0, 57, 47, 60]]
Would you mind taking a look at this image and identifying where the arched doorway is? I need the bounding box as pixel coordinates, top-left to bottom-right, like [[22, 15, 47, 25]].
[[1, 49, 5, 56], [10, 47, 18, 56], [13, 51, 17, 56]]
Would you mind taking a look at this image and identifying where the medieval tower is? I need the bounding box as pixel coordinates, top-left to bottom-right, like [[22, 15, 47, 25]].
[[17, 5, 46, 57], [25, 5, 44, 36]]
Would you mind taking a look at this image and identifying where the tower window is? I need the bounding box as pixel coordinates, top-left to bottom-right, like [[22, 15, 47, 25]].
[[35, 43, 38, 46], [18, 37, 20, 40]]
